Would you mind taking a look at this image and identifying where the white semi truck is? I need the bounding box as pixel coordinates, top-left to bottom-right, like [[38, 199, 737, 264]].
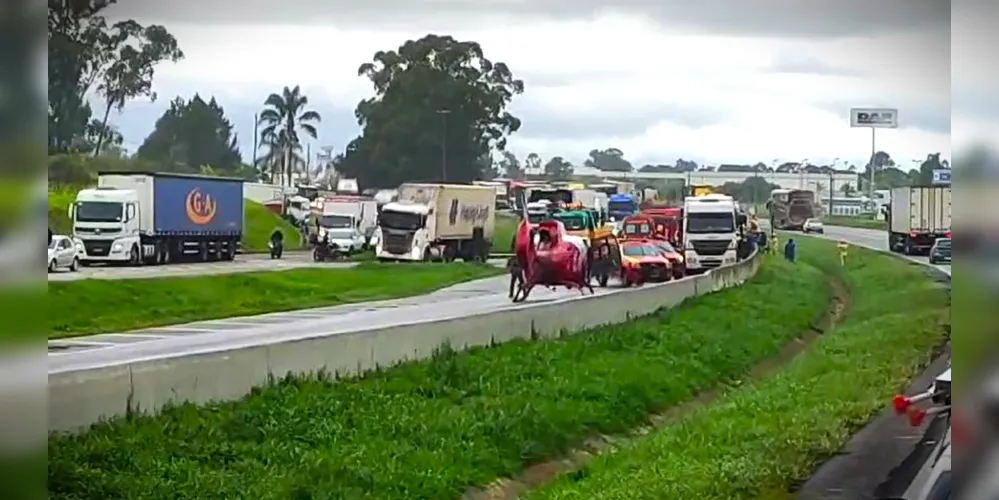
[[887, 186, 952, 255], [376, 183, 495, 262], [682, 194, 739, 272]]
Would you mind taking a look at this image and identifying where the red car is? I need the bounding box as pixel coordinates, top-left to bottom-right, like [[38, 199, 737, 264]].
[[650, 240, 686, 279], [619, 240, 672, 285]]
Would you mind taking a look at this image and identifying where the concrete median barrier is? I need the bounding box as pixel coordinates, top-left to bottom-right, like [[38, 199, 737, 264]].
[[49, 250, 762, 433]]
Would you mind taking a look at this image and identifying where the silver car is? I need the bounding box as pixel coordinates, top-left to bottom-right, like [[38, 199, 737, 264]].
[[48, 235, 81, 272]]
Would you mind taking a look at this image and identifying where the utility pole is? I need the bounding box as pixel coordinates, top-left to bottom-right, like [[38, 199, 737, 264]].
[[829, 157, 839, 217], [868, 127, 876, 217], [436, 109, 451, 182], [252, 113, 259, 174]]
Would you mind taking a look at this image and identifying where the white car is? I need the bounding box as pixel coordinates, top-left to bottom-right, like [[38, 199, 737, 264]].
[[803, 219, 824, 234], [48, 235, 82, 272]]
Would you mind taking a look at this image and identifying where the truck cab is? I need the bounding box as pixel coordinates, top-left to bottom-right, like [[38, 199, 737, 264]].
[[525, 200, 552, 223], [377, 201, 430, 261], [317, 196, 377, 252], [682, 194, 739, 272], [69, 187, 143, 263], [607, 193, 638, 221]]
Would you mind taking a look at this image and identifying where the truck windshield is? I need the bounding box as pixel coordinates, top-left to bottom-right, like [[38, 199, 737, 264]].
[[608, 200, 636, 213], [622, 244, 653, 257], [379, 210, 423, 231], [320, 215, 352, 228], [527, 212, 548, 224], [686, 212, 734, 233], [75, 201, 123, 223], [555, 215, 587, 230]]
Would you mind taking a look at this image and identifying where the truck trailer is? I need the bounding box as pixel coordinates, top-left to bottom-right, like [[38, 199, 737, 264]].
[[69, 172, 244, 265], [376, 183, 496, 262], [887, 186, 952, 255]]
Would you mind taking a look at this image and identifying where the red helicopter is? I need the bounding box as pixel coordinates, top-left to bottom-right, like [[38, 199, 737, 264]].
[[510, 201, 594, 303]]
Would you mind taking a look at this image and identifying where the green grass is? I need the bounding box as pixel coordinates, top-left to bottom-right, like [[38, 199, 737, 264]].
[[47, 188, 303, 252], [492, 213, 519, 254], [241, 200, 303, 252], [48, 262, 502, 338], [822, 215, 887, 230], [48, 254, 831, 500], [527, 236, 948, 500]]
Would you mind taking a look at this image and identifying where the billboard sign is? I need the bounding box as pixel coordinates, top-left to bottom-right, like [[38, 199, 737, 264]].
[[932, 169, 951, 185], [850, 107, 898, 129]]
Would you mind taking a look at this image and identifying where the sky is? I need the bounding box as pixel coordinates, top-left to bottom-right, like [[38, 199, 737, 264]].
[[98, 0, 967, 173]]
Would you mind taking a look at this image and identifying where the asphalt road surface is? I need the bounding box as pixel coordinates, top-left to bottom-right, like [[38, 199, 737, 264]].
[[48, 251, 356, 282], [48, 272, 628, 372]]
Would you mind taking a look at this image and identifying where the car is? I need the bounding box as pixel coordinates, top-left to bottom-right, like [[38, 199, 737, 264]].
[[649, 240, 687, 279], [619, 240, 672, 284], [48, 234, 82, 272], [802, 219, 824, 234], [929, 237, 951, 264]]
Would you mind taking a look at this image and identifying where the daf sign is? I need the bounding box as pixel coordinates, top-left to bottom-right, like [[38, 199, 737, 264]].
[[932, 169, 951, 185], [850, 107, 898, 129]]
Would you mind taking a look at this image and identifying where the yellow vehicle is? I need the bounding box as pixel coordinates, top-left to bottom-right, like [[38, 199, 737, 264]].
[[688, 184, 714, 197], [552, 209, 614, 244]]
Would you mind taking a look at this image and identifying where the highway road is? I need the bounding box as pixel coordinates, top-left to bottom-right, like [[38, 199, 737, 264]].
[[47, 251, 355, 282], [47, 270, 621, 372]]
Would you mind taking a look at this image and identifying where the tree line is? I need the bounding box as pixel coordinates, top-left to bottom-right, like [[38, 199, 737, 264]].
[[47, 1, 952, 192]]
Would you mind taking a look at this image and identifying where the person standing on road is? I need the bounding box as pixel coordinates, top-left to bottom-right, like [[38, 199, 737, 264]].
[[770, 233, 779, 255], [837, 239, 849, 266], [784, 237, 797, 262]]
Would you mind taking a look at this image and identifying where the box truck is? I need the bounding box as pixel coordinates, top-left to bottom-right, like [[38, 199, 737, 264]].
[[376, 183, 495, 262], [316, 195, 378, 253], [888, 186, 951, 255], [69, 172, 244, 265]]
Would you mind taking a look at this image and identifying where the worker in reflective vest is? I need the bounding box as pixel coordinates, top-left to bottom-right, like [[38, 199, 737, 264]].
[[837, 240, 849, 265]]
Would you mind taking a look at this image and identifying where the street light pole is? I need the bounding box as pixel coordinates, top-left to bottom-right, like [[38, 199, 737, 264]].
[[436, 109, 451, 182]]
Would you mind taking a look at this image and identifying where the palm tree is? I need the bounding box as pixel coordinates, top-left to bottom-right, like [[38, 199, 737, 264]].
[[257, 85, 321, 186]]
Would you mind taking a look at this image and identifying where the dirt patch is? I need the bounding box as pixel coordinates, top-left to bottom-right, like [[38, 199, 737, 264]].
[[462, 275, 851, 500]]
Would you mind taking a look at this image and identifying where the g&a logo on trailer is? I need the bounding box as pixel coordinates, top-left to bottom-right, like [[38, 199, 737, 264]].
[[185, 188, 217, 225]]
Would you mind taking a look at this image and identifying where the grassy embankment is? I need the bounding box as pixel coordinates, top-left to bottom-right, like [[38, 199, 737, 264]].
[[50, 252, 833, 499], [527, 236, 949, 499], [49, 262, 504, 338], [822, 215, 887, 230], [48, 187, 303, 253]]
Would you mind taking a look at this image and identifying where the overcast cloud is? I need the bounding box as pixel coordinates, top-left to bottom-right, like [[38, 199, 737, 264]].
[[107, 0, 948, 38], [99, 0, 970, 168]]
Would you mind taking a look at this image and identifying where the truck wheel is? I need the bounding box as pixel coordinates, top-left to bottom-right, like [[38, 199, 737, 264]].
[[129, 246, 141, 266], [903, 240, 913, 255]]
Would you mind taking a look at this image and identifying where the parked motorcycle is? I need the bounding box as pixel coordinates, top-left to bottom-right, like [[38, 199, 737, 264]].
[[313, 241, 348, 262]]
